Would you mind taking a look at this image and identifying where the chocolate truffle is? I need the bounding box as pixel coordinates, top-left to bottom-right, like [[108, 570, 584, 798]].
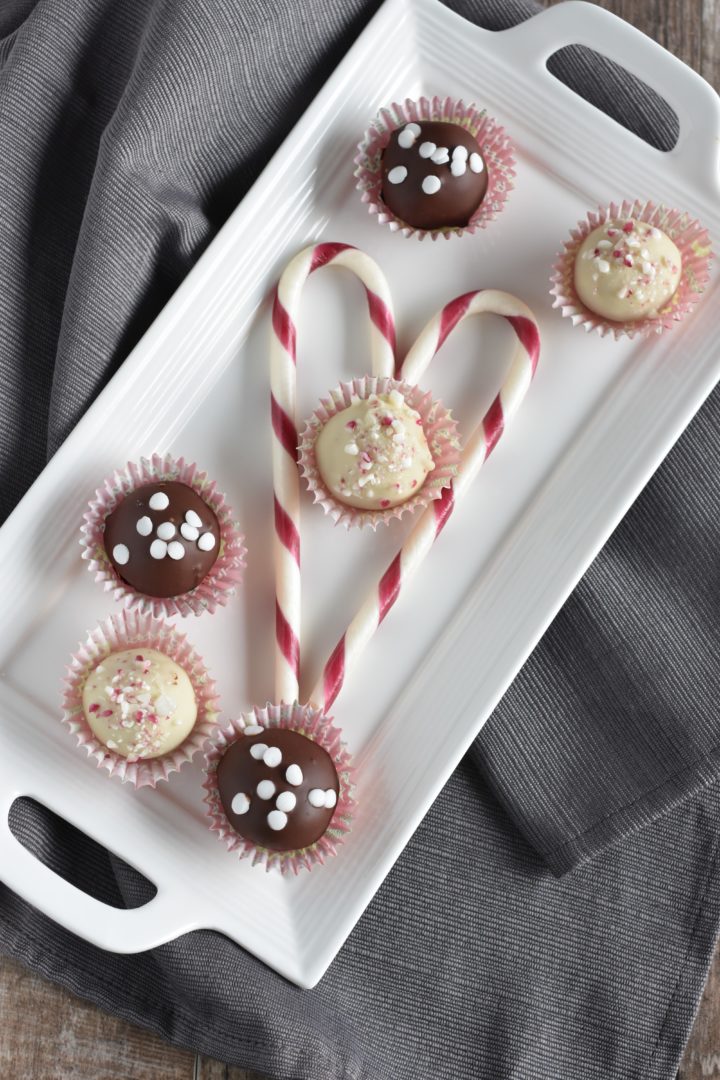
[[315, 389, 434, 510], [217, 728, 340, 853], [82, 648, 197, 759], [381, 120, 488, 230], [104, 481, 220, 598], [574, 219, 682, 322]]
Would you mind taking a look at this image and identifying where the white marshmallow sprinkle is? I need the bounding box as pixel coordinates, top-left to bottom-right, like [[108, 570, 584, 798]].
[[422, 175, 441, 195], [231, 793, 250, 815], [112, 544, 129, 565], [286, 764, 303, 786], [263, 746, 282, 768]]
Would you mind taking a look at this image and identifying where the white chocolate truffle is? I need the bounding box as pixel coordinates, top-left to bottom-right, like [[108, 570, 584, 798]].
[[81, 648, 197, 760], [574, 219, 681, 322], [315, 391, 434, 510]]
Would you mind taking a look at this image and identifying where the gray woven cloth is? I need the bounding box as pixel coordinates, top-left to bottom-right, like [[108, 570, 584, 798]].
[[1, 1, 719, 1077]]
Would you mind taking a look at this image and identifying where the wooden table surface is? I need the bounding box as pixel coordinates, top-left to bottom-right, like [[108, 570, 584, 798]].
[[1, 1, 718, 1077]]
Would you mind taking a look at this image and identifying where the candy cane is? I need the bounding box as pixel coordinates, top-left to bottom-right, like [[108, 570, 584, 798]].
[[311, 289, 541, 712], [271, 242, 396, 702]]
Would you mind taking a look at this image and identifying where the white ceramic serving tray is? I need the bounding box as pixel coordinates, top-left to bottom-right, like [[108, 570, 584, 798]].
[[0, 0, 718, 988]]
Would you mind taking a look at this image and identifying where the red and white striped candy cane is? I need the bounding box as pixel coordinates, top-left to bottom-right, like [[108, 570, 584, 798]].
[[310, 289, 541, 712], [271, 242, 396, 702]]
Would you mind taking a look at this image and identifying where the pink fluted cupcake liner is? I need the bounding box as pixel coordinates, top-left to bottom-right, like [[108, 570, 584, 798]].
[[61, 609, 220, 788], [355, 95, 516, 240], [298, 376, 461, 530], [80, 453, 246, 618], [550, 199, 713, 340], [203, 702, 355, 874]]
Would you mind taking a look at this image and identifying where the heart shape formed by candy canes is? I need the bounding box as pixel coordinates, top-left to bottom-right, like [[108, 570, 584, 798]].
[[271, 243, 540, 706], [310, 287, 541, 711]]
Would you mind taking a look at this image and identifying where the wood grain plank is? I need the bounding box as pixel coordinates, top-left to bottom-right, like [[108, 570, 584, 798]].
[[0, 955, 195, 1080], [701, 0, 720, 88], [679, 938, 720, 1079], [194, 1057, 268, 1080]]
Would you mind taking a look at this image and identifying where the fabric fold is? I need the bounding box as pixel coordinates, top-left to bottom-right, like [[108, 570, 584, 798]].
[[472, 381, 720, 874]]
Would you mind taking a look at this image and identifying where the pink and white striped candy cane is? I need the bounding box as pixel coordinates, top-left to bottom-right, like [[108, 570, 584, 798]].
[[310, 289, 541, 712], [271, 242, 396, 702]]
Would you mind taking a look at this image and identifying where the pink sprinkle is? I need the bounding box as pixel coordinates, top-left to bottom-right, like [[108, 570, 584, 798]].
[[411, 480, 418, 488], [623, 221, 634, 233], [593, 247, 600, 256], [135, 710, 144, 721], [135, 654, 144, 661], [381, 416, 393, 427], [88, 703, 100, 713], [345, 420, 357, 430], [416, 418, 422, 425], [613, 250, 623, 259], [624, 255, 633, 267], [607, 228, 617, 237], [101, 709, 113, 717], [380, 499, 391, 508]]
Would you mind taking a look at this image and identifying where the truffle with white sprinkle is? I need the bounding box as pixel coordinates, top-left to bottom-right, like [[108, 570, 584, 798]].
[[104, 480, 221, 598], [381, 119, 488, 230], [216, 728, 341, 853]]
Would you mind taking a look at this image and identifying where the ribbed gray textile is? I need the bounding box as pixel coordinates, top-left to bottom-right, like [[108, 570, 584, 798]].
[[1, 1, 719, 1077]]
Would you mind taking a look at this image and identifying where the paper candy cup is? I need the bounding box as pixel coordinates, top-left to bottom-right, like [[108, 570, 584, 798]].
[[61, 609, 220, 788], [80, 453, 246, 618], [298, 376, 461, 530], [550, 199, 713, 340], [203, 702, 355, 874], [355, 95, 516, 240]]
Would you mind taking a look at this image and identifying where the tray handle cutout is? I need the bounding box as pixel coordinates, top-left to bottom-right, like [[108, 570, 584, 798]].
[[1, 797, 192, 953], [498, 0, 720, 201], [9, 796, 156, 908]]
